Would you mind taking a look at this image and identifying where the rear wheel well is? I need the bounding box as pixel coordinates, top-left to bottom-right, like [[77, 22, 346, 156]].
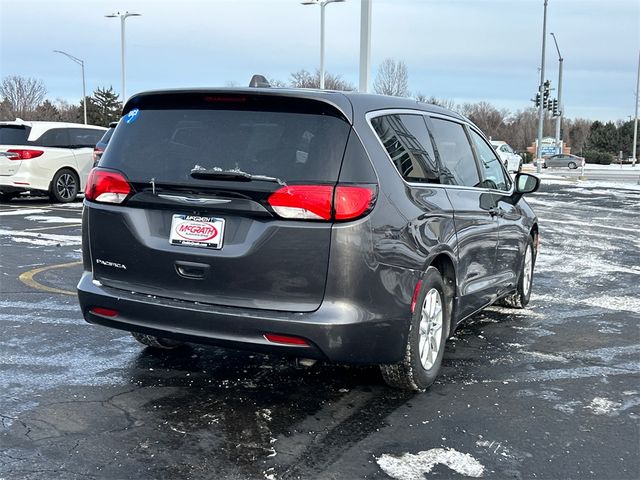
[[429, 253, 456, 336], [49, 166, 80, 191]]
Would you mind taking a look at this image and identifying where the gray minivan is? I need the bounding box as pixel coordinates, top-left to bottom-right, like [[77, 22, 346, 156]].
[[78, 89, 540, 391]]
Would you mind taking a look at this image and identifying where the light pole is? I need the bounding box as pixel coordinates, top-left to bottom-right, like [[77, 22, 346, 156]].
[[536, 0, 549, 174], [359, 0, 372, 93], [550, 32, 563, 153], [632, 50, 639, 167], [301, 0, 345, 89], [105, 11, 141, 101], [53, 50, 87, 124]]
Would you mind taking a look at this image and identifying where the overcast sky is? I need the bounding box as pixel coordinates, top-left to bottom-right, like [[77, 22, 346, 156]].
[[1, 0, 638, 121]]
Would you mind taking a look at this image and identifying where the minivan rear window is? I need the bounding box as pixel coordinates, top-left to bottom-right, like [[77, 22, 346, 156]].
[[101, 107, 351, 185], [0, 125, 31, 145]]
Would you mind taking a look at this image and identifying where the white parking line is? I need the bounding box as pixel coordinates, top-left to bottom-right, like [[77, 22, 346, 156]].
[[0, 209, 51, 216]]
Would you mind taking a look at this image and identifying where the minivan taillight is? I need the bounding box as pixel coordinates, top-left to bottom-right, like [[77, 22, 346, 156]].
[[85, 168, 131, 204], [6, 149, 44, 160], [334, 186, 376, 220], [267, 185, 376, 221], [268, 185, 333, 220]]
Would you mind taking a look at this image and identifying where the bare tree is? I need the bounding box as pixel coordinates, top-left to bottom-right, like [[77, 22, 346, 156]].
[[0, 75, 47, 119], [416, 94, 456, 110], [289, 69, 354, 91], [54, 98, 82, 123], [564, 118, 592, 154], [461, 102, 509, 140], [267, 78, 288, 88], [373, 59, 409, 97]]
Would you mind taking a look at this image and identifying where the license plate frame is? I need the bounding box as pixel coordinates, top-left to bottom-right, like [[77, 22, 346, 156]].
[[169, 214, 225, 249]]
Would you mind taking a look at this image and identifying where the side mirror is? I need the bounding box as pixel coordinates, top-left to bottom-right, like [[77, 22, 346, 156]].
[[514, 173, 540, 195]]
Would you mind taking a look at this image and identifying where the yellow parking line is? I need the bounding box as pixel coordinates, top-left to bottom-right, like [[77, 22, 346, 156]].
[[18, 261, 82, 296]]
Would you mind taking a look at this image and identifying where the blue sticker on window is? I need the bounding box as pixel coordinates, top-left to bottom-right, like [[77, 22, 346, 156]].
[[125, 108, 140, 124]]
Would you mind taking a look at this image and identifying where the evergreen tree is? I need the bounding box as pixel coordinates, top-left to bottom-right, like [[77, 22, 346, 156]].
[[33, 100, 61, 121], [85, 86, 122, 126]]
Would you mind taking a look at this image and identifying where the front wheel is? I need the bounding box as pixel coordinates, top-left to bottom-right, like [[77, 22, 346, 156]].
[[380, 267, 450, 391], [50, 168, 79, 203], [498, 237, 535, 309], [568, 161, 577, 169]]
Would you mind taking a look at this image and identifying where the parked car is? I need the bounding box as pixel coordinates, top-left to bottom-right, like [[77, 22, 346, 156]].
[[490, 141, 522, 173], [543, 153, 585, 169], [78, 87, 540, 391], [0, 120, 106, 202], [93, 122, 118, 167]]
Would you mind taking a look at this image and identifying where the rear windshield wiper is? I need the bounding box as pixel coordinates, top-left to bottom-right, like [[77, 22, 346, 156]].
[[190, 167, 286, 185]]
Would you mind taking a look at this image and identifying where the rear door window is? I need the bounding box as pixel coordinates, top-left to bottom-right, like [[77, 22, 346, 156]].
[[0, 125, 31, 145], [33, 128, 71, 148], [102, 105, 351, 185], [370, 114, 439, 183], [69, 128, 104, 148], [428, 118, 481, 187]]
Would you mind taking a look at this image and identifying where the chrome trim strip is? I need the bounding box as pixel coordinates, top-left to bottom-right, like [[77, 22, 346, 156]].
[[157, 194, 231, 205]]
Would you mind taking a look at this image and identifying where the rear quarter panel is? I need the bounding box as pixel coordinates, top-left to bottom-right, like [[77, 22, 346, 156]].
[[22, 148, 78, 191]]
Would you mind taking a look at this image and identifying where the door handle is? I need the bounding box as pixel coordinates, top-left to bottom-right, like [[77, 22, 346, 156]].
[[175, 261, 210, 280]]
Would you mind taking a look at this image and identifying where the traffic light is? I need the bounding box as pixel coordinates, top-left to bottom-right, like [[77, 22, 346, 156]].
[[534, 93, 541, 107], [552, 99, 559, 116], [543, 80, 551, 103]]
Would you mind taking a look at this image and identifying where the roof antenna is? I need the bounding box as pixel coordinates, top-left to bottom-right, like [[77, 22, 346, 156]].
[[249, 74, 271, 88]]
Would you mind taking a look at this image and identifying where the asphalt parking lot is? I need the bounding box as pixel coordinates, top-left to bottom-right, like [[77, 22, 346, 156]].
[[0, 179, 639, 480]]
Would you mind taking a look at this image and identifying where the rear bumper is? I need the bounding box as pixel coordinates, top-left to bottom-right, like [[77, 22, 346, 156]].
[[77, 272, 409, 364]]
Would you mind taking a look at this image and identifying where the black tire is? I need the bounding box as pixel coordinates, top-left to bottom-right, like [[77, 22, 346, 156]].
[[0, 192, 16, 203], [49, 168, 79, 203], [380, 266, 450, 392], [131, 332, 184, 350], [497, 236, 535, 309], [568, 161, 577, 169]]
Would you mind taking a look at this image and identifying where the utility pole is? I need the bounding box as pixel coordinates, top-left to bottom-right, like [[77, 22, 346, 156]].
[[53, 50, 87, 124], [105, 12, 141, 102], [550, 32, 563, 153], [359, 0, 372, 93], [632, 50, 639, 167], [536, 0, 549, 174], [301, 1, 345, 90]]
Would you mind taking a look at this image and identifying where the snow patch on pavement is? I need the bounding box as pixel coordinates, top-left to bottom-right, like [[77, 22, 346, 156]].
[[377, 448, 485, 479], [0, 208, 50, 216], [53, 202, 83, 208], [24, 215, 82, 224], [584, 397, 622, 416], [0, 228, 81, 246], [579, 295, 640, 313]]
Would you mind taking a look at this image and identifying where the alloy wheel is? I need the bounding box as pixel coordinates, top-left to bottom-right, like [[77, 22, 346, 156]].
[[418, 288, 443, 371], [56, 173, 77, 200], [523, 244, 533, 297]]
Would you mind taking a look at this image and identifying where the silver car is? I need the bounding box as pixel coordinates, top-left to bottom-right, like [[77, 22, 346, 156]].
[[543, 154, 585, 169]]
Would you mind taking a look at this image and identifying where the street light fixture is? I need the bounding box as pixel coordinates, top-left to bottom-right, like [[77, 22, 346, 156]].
[[301, 0, 346, 89], [550, 32, 563, 153], [105, 11, 141, 101], [53, 50, 87, 125]]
